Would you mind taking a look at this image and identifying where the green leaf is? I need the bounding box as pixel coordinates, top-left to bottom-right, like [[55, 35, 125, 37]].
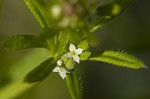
[[24, 0, 49, 29], [2, 35, 47, 51], [24, 0, 62, 29], [77, 40, 89, 50], [66, 69, 82, 99], [80, 51, 91, 61], [45, 31, 69, 58], [24, 57, 55, 83], [90, 0, 135, 32], [56, 32, 69, 56], [89, 50, 145, 69]]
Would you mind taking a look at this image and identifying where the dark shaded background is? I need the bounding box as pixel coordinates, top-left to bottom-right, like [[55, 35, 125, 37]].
[[0, 0, 150, 99]]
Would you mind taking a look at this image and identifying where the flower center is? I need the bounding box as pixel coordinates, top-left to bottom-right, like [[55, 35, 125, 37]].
[[71, 51, 76, 56]]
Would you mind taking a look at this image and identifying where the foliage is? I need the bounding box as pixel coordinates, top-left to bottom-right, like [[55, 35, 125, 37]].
[[1, 0, 146, 99], [24, 58, 55, 83], [89, 50, 145, 69]]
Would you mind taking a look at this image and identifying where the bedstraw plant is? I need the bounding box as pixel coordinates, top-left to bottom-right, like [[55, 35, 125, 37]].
[[0, 0, 146, 99]]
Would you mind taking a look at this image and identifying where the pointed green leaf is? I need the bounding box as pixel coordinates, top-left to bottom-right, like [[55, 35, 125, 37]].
[[77, 40, 89, 50], [80, 51, 91, 61], [2, 35, 47, 51], [90, 0, 135, 32], [24, 58, 55, 83], [24, 0, 49, 29], [89, 50, 145, 69], [66, 69, 82, 99]]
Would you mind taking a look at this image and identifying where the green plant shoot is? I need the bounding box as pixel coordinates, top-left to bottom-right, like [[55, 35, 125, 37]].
[[1, 0, 146, 99]]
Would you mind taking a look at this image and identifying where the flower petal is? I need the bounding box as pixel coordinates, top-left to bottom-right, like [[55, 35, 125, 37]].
[[59, 68, 68, 79], [76, 48, 83, 55], [73, 55, 80, 63], [53, 67, 69, 79], [64, 52, 72, 58], [69, 43, 76, 52], [60, 73, 66, 79], [53, 67, 60, 72]]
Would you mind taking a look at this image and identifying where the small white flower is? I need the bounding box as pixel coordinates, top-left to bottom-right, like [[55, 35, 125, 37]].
[[53, 67, 60, 72], [57, 60, 62, 66], [53, 67, 69, 79], [65, 43, 83, 63]]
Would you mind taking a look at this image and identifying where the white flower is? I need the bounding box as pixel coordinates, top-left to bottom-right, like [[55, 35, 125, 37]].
[[65, 43, 83, 63], [57, 60, 62, 66], [53, 67, 69, 79], [53, 43, 83, 79]]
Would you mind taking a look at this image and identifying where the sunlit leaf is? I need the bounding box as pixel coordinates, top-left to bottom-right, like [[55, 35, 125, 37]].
[[89, 50, 146, 69], [2, 35, 47, 51], [66, 69, 82, 99], [90, 0, 135, 32], [24, 58, 55, 83]]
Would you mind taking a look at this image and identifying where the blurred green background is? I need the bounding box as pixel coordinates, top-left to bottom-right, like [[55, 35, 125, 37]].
[[0, 0, 150, 99]]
